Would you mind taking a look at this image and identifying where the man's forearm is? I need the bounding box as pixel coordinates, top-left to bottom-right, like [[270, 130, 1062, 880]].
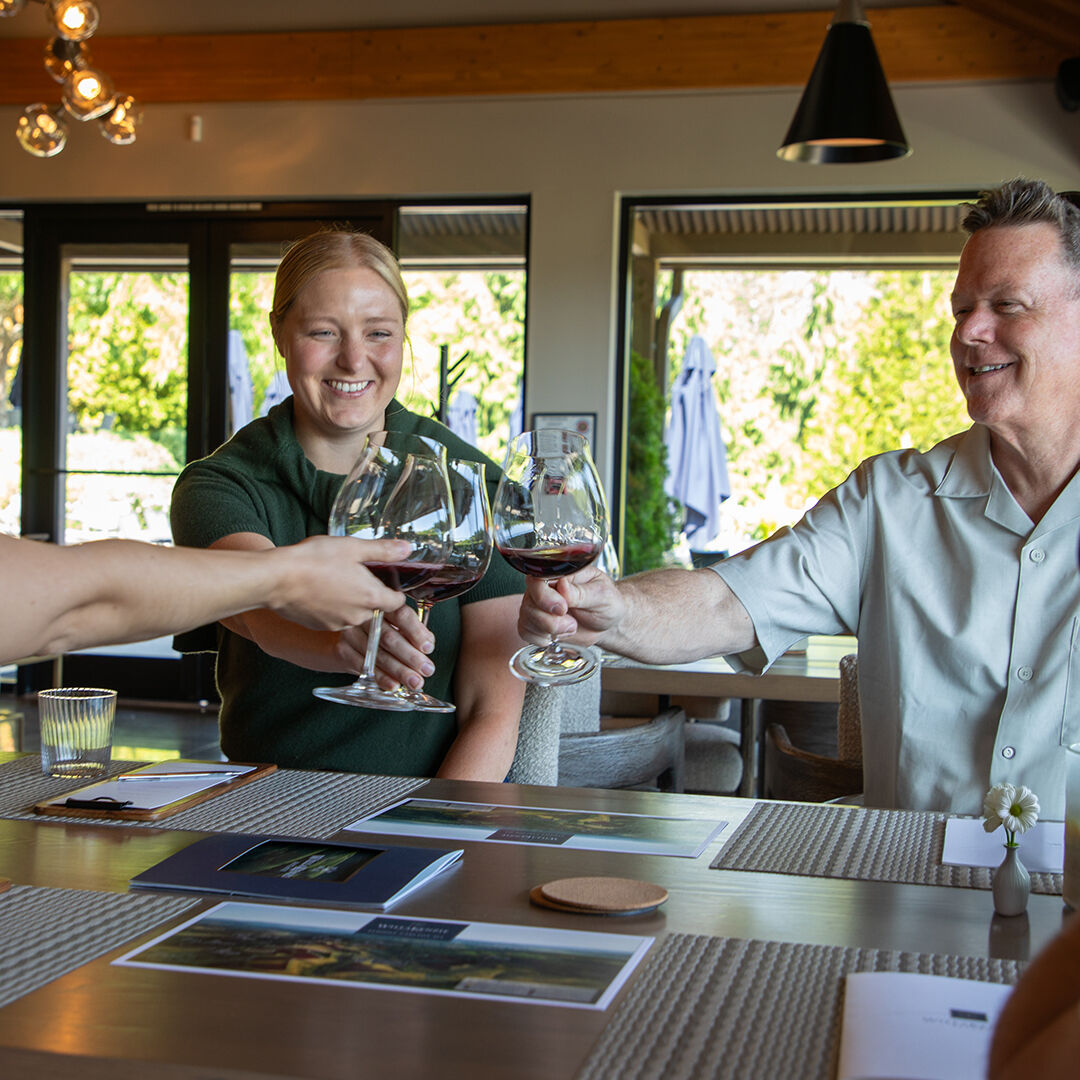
[[600, 567, 757, 664]]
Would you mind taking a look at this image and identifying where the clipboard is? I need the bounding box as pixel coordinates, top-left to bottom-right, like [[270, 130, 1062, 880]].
[[31, 760, 276, 822]]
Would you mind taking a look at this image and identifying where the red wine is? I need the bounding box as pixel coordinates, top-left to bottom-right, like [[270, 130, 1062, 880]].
[[409, 564, 485, 604], [497, 541, 603, 578], [366, 561, 440, 593]]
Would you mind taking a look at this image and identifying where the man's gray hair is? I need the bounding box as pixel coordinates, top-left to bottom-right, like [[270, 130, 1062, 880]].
[[962, 178, 1080, 272]]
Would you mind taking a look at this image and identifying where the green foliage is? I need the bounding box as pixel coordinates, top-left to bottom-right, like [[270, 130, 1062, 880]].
[[0, 271, 23, 430], [403, 269, 525, 464], [649, 268, 968, 553], [623, 349, 680, 574], [66, 271, 188, 467], [230, 273, 280, 416], [804, 270, 967, 493]]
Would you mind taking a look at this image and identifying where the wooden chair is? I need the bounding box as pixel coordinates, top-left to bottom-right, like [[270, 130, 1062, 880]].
[[762, 653, 862, 803]]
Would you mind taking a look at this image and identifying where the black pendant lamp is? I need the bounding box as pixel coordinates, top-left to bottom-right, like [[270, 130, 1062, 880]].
[[778, 0, 910, 164]]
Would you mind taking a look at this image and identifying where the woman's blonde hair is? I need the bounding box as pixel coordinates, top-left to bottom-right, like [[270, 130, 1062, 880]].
[[269, 227, 409, 331]]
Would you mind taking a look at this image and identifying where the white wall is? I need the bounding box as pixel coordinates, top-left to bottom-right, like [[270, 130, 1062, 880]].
[[2, 80, 1078, 489]]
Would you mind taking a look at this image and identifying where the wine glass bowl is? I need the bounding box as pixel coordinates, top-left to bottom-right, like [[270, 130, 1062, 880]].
[[313, 432, 455, 712], [493, 429, 609, 685], [389, 457, 494, 710], [408, 458, 494, 622]]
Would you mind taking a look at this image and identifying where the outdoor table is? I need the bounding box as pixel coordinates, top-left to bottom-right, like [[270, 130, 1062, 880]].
[[0, 754, 1067, 1080], [601, 635, 854, 796]]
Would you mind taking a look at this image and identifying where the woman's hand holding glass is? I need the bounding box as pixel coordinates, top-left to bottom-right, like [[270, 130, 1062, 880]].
[[493, 429, 609, 685], [312, 431, 455, 712]]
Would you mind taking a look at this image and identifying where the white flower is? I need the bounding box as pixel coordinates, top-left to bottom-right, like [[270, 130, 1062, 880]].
[[982, 782, 1040, 845]]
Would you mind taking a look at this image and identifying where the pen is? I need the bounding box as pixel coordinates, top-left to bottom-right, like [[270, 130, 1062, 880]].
[[116, 770, 246, 781]]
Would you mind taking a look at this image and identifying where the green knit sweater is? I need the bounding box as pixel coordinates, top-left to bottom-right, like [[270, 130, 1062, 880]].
[[170, 398, 524, 776]]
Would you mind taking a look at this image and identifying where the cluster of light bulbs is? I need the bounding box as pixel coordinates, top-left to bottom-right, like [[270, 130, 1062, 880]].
[[1, 0, 140, 157]]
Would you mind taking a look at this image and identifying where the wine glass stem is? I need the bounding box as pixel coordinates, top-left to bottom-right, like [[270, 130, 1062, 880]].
[[418, 602, 433, 627], [362, 609, 385, 680]]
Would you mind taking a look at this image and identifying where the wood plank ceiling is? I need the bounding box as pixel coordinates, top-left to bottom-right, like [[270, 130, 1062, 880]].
[[0, 4, 1075, 107]]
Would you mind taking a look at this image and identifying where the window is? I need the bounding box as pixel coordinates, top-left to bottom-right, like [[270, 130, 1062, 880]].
[[619, 194, 973, 571]]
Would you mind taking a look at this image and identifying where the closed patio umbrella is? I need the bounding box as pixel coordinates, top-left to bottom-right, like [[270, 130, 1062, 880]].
[[663, 335, 731, 550], [446, 389, 479, 445]]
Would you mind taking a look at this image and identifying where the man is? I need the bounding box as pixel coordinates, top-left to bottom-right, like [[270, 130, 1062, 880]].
[[1, 531, 409, 667], [519, 178, 1080, 818]]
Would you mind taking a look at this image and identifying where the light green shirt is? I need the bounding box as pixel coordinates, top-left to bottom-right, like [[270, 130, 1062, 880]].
[[714, 424, 1080, 818]]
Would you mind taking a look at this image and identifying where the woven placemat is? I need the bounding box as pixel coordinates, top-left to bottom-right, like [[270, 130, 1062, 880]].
[[577, 933, 1022, 1080], [0, 884, 198, 1009], [709, 801, 1063, 895], [0, 756, 427, 838]]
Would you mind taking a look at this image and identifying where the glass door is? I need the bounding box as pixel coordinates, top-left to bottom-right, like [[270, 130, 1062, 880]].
[[19, 204, 392, 701]]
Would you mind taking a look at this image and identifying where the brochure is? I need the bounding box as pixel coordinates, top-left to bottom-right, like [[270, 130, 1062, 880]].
[[115, 900, 653, 1009], [836, 970, 1012, 1080], [130, 833, 463, 910], [344, 797, 727, 858]]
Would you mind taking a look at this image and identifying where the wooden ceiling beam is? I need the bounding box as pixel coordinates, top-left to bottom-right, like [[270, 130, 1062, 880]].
[[0, 6, 1070, 108], [951, 0, 1080, 55]]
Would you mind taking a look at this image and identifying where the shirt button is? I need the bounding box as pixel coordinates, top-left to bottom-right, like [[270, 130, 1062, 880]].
[[1002, 746, 1016, 759], [1017, 666, 1033, 681], [1029, 548, 1045, 563]]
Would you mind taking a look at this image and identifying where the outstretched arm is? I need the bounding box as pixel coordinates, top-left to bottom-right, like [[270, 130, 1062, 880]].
[[518, 563, 757, 665], [1, 532, 408, 666]]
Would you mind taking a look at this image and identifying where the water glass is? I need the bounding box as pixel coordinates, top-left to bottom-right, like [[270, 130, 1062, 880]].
[[38, 688, 117, 778], [1066, 742, 1080, 910]]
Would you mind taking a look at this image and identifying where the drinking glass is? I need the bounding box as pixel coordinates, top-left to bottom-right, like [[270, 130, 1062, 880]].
[[493, 429, 609, 685], [389, 458, 494, 710], [312, 432, 454, 711]]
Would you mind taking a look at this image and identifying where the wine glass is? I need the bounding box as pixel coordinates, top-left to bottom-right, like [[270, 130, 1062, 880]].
[[493, 429, 609, 685], [312, 432, 455, 712], [388, 457, 494, 710]]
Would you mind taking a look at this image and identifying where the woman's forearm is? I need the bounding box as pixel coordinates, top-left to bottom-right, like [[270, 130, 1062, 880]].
[[1, 532, 405, 664]]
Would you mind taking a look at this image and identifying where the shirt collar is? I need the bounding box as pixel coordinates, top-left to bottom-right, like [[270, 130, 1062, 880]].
[[935, 422, 1080, 536], [935, 425, 993, 498]]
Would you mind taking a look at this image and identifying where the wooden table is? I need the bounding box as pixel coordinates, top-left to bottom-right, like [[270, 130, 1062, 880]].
[[601, 636, 855, 796], [0, 771, 1068, 1080]]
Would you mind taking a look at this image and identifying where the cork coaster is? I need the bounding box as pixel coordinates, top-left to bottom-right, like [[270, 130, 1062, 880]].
[[534, 876, 668, 915]]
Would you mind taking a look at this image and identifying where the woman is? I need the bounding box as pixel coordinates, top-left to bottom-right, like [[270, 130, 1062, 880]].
[[170, 229, 525, 780]]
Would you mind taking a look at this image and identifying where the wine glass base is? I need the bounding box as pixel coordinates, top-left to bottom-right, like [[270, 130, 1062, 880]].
[[312, 684, 418, 711], [509, 643, 601, 686], [382, 686, 457, 713]]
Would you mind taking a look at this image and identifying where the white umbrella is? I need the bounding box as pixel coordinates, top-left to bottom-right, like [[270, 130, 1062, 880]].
[[259, 370, 292, 417], [663, 335, 731, 549], [226, 330, 253, 435], [446, 389, 479, 445]]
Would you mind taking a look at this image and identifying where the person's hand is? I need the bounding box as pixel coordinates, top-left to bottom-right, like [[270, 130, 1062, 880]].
[[517, 565, 623, 648], [267, 536, 410, 631], [333, 604, 436, 690], [989, 913, 1080, 1079]]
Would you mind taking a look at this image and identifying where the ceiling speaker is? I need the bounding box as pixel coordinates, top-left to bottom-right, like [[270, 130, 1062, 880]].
[[1058, 58, 1080, 112]]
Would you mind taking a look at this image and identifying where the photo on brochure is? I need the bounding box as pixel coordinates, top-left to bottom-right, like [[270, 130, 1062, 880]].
[[344, 797, 728, 858], [115, 901, 653, 1010]]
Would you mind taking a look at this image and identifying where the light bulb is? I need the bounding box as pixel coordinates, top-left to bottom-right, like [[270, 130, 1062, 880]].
[[16, 104, 68, 157], [48, 0, 100, 42], [62, 65, 116, 120], [99, 94, 140, 145], [0, 1, 28, 18], [44, 36, 90, 84]]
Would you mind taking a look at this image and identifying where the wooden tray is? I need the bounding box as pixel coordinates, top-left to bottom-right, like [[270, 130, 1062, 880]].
[[31, 762, 276, 822]]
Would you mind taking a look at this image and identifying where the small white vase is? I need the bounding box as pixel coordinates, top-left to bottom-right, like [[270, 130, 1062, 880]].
[[992, 844, 1031, 917]]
